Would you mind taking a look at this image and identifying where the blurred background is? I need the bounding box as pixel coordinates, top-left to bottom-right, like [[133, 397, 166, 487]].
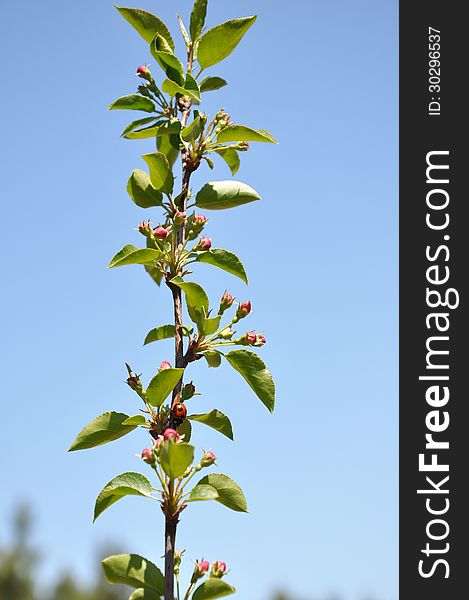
[[0, 0, 397, 599]]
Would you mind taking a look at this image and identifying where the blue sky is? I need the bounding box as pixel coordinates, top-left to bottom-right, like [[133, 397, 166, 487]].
[[0, 1, 397, 599]]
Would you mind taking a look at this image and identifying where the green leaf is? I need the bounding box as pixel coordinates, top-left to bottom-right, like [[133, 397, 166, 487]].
[[159, 441, 194, 479], [69, 412, 136, 451], [177, 417, 192, 442], [196, 248, 247, 283], [108, 94, 156, 113], [190, 0, 208, 40], [142, 152, 174, 194], [195, 181, 261, 210], [108, 245, 162, 268], [192, 579, 236, 600], [122, 415, 147, 426], [161, 77, 201, 102], [121, 117, 158, 137], [189, 409, 234, 440], [215, 148, 239, 175], [94, 472, 152, 521], [115, 6, 174, 49], [181, 116, 202, 142], [224, 350, 275, 412], [170, 277, 209, 330], [197, 16, 257, 69], [129, 589, 160, 600], [188, 483, 219, 502], [217, 125, 278, 144], [203, 351, 222, 368], [200, 76, 228, 92], [144, 264, 163, 286], [127, 170, 163, 208], [150, 38, 184, 85], [124, 120, 181, 140], [144, 324, 192, 345], [193, 474, 247, 512], [146, 368, 184, 407], [157, 133, 180, 168], [203, 315, 221, 335], [102, 553, 164, 593]]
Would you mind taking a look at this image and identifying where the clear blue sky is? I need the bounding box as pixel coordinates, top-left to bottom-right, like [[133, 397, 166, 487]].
[[0, 1, 397, 599]]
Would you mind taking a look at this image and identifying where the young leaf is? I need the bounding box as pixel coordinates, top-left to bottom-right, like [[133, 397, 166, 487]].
[[161, 77, 201, 103], [159, 441, 194, 479], [144, 324, 175, 344], [114, 6, 174, 49], [217, 125, 278, 144], [195, 181, 261, 210], [142, 152, 174, 194], [197, 16, 257, 69], [124, 121, 181, 140], [177, 417, 192, 442], [108, 94, 156, 113], [127, 170, 163, 208], [188, 483, 219, 502], [192, 473, 247, 512], [129, 590, 160, 600], [215, 148, 240, 175], [192, 578, 236, 600], [122, 415, 147, 426], [178, 15, 191, 48], [102, 554, 164, 593], [144, 324, 192, 345], [189, 409, 234, 440], [94, 472, 152, 521], [170, 277, 209, 330], [146, 368, 184, 407], [202, 315, 221, 335], [224, 350, 275, 412], [121, 117, 159, 137], [195, 248, 248, 283], [200, 76, 228, 92], [190, 0, 208, 41], [108, 245, 162, 268], [203, 351, 222, 368], [69, 412, 136, 451], [181, 116, 202, 142]]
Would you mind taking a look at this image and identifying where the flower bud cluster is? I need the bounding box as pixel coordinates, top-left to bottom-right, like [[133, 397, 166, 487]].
[[235, 330, 266, 347], [191, 559, 227, 583]]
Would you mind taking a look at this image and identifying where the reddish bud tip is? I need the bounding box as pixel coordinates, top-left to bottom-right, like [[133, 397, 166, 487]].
[[141, 448, 155, 464], [193, 214, 207, 226], [200, 451, 217, 467], [159, 360, 172, 371], [138, 219, 153, 237], [254, 333, 266, 347], [196, 237, 211, 251], [211, 562, 227, 578], [238, 141, 250, 151], [174, 211, 186, 225], [154, 226, 169, 239], [246, 330, 257, 345], [236, 301, 252, 319], [198, 560, 210, 574], [136, 65, 151, 81], [163, 428, 180, 442]]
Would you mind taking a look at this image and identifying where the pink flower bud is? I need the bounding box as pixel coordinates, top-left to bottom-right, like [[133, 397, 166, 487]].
[[219, 291, 235, 314], [159, 360, 172, 371], [195, 237, 211, 251], [211, 561, 227, 578], [200, 451, 216, 467], [193, 214, 207, 226], [236, 301, 251, 320], [237, 141, 250, 151], [136, 65, 151, 80], [254, 333, 266, 346], [154, 226, 169, 239], [141, 448, 155, 464], [164, 428, 180, 442], [198, 560, 210, 574], [246, 330, 257, 345]]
